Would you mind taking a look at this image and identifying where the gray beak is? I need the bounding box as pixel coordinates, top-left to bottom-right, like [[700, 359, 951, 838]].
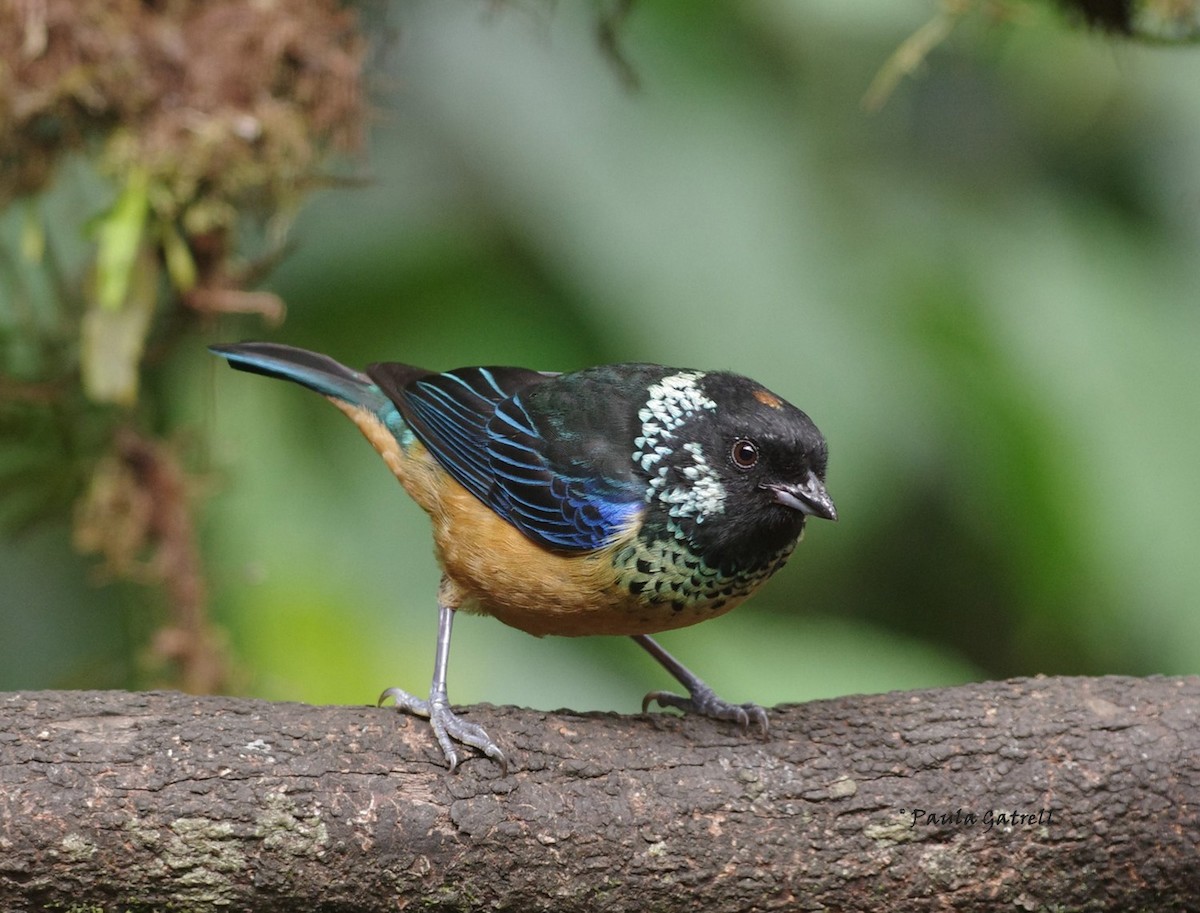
[[766, 471, 838, 521]]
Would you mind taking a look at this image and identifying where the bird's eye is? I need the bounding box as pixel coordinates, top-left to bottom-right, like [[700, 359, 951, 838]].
[[730, 438, 759, 470]]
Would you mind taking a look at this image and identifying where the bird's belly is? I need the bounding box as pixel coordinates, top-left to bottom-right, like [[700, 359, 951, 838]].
[[432, 479, 796, 638], [426, 479, 672, 636]]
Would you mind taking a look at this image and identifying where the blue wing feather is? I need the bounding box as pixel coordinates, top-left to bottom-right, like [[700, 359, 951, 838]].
[[485, 391, 642, 549], [366, 363, 643, 552]]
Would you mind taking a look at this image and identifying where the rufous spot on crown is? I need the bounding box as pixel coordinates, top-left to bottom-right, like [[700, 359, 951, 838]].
[[753, 389, 783, 409]]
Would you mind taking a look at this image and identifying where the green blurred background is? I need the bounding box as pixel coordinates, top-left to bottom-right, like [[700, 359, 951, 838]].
[[3, 0, 1199, 714]]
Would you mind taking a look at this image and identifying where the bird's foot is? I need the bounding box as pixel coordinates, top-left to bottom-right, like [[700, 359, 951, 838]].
[[379, 686, 508, 774], [642, 681, 769, 737]]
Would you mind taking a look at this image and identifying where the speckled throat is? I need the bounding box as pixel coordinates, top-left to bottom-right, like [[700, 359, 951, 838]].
[[610, 528, 798, 622]]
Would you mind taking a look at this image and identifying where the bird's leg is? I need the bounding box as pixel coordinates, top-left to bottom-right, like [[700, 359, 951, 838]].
[[633, 634, 769, 736], [379, 589, 507, 774]]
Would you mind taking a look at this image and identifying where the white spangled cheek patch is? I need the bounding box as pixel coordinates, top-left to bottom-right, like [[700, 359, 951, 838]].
[[672, 442, 725, 521], [631, 372, 727, 524]]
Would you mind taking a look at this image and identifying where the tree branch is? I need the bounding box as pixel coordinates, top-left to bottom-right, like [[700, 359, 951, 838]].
[[1, 676, 1197, 911]]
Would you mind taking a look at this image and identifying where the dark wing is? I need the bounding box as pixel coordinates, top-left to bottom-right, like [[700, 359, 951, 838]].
[[370, 363, 537, 502], [368, 363, 643, 552], [484, 391, 644, 550]]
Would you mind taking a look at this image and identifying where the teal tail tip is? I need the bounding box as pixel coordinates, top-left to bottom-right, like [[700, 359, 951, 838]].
[[209, 341, 380, 407]]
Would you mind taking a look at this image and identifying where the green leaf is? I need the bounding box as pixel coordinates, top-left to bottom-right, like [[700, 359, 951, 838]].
[[20, 200, 44, 264], [92, 167, 150, 311], [80, 244, 159, 406], [161, 220, 197, 293]]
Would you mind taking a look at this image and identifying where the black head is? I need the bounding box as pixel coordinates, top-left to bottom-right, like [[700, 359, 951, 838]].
[[633, 369, 835, 572]]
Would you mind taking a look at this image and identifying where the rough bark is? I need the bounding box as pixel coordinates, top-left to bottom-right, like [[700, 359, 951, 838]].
[[1, 676, 1197, 912]]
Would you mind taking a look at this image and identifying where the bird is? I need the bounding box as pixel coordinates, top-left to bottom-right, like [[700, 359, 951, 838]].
[[210, 342, 837, 772]]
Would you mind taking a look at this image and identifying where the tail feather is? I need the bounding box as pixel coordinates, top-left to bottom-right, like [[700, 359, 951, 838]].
[[210, 342, 389, 413]]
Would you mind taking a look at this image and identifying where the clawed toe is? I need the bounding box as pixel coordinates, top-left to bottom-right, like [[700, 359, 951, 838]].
[[633, 635, 770, 739], [379, 686, 431, 717], [642, 686, 770, 738], [428, 700, 508, 774], [381, 687, 508, 774]]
